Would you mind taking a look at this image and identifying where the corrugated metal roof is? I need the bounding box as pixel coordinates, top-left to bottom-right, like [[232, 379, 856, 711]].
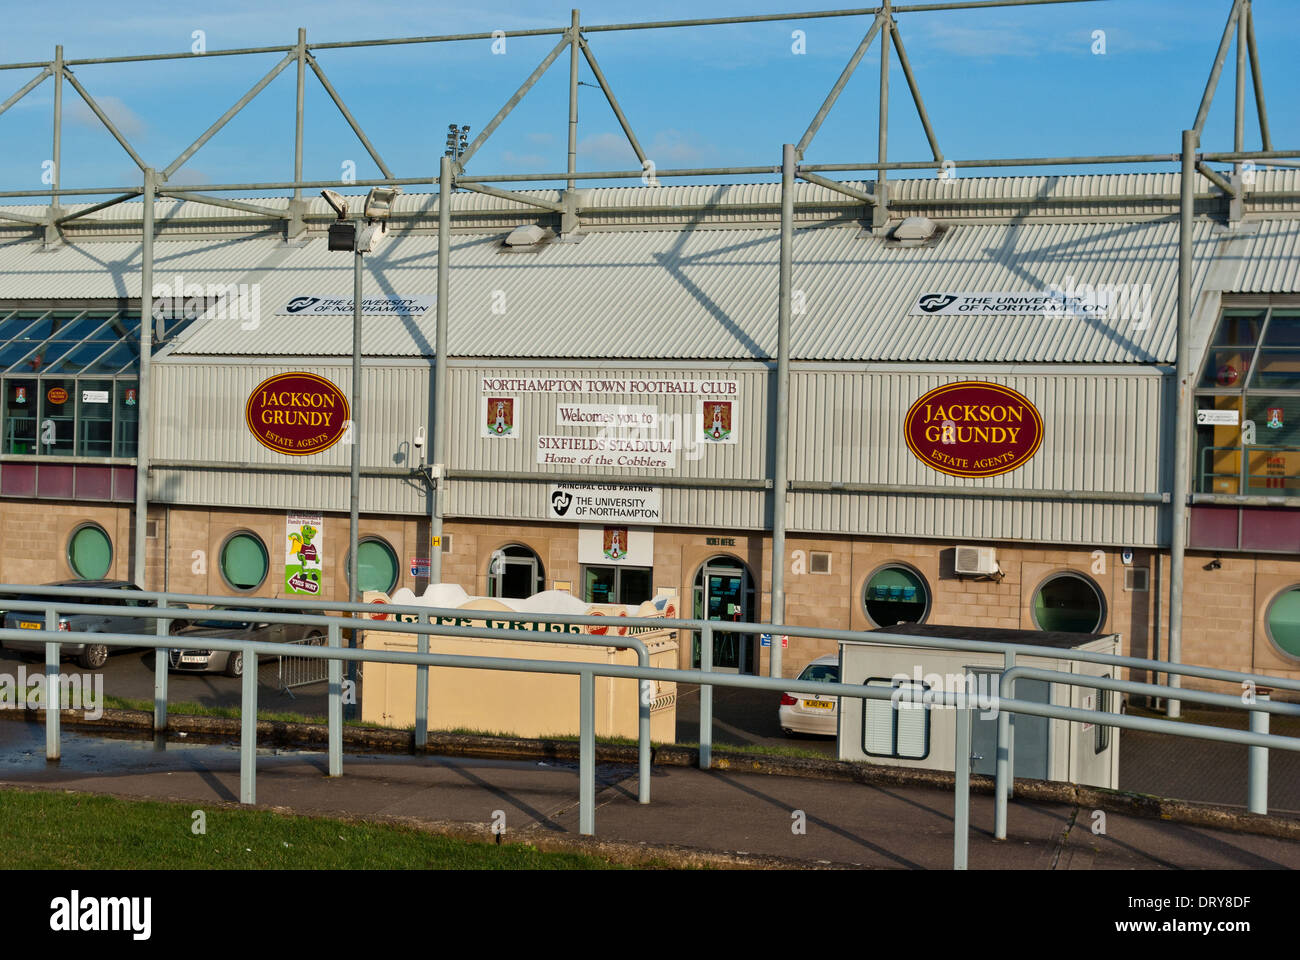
[[0, 214, 1294, 362]]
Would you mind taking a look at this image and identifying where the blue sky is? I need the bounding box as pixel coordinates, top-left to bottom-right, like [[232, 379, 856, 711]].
[[0, 0, 1295, 198]]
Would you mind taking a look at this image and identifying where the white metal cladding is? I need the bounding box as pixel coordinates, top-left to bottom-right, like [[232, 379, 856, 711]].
[[149, 361, 430, 513], [790, 370, 1167, 494], [163, 217, 1238, 363], [451, 363, 769, 481], [445, 480, 767, 531], [1224, 219, 1300, 292], [789, 493, 1163, 548]]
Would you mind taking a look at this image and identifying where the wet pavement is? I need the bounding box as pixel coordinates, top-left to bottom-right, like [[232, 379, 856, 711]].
[[1, 718, 1298, 869]]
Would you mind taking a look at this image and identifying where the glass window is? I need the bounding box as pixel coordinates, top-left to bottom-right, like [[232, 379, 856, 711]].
[[1032, 572, 1105, 633], [4, 377, 37, 454], [1095, 684, 1113, 755], [863, 678, 930, 759], [582, 564, 652, 605], [67, 524, 112, 580], [346, 538, 399, 594], [863, 564, 930, 627], [1197, 309, 1265, 389], [38, 378, 75, 456], [115, 380, 139, 457], [76, 379, 114, 457], [1195, 396, 1244, 494], [1249, 311, 1300, 391], [797, 662, 839, 683], [220, 533, 269, 591], [1266, 587, 1300, 661]]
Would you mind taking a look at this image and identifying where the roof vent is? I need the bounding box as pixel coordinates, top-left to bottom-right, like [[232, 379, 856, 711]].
[[893, 216, 937, 241], [504, 224, 547, 247]]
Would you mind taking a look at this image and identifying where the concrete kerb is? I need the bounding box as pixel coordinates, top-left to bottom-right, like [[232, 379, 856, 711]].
[[8, 705, 1299, 843]]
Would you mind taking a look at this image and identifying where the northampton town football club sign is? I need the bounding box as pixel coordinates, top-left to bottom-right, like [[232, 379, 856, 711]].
[[904, 381, 1043, 478]]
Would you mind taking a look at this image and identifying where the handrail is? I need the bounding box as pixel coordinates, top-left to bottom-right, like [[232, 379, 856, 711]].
[[5, 622, 1300, 871]]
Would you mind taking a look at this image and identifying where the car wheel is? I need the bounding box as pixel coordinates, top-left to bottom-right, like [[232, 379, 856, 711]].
[[781, 727, 794, 736], [77, 644, 109, 670], [224, 650, 244, 678]]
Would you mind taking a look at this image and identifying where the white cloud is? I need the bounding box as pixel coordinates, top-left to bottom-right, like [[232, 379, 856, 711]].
[[68, 94, 146, 138], [579, 129, 717, 169]]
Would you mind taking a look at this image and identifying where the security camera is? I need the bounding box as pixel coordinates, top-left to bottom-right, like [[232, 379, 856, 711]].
[[413, 427, 425, 449], [321, 190, 349, 220]]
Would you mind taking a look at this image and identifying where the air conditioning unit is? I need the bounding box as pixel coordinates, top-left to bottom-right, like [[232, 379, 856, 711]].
[[954, 545, 999, 577]]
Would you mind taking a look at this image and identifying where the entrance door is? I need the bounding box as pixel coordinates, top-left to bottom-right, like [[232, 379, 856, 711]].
[[692, 557, 755, 674]]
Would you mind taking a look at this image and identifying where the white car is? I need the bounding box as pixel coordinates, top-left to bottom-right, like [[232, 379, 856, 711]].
[[778, 654, 839, 736]]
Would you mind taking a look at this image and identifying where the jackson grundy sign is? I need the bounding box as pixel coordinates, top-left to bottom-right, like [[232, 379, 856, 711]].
[[904, 382, 1043, 478], [245, 373, 350, 456]]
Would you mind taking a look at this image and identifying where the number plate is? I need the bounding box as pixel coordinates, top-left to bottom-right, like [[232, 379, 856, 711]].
[[802, 699, 833, 710], [180, 655, 208, 665], [19, 621, 41, 630]]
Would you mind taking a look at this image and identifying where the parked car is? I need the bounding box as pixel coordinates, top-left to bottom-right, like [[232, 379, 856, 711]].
[[168, 608, 323, 677], [1, 580, 158, 669], [778, 654, 840, 736]]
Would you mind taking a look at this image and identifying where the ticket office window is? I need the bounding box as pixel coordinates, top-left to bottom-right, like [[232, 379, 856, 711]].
[[582, 565, 652, 605]]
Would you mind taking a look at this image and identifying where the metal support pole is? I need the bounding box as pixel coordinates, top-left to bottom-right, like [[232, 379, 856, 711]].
[[876, 3, 890, 229], [1193, 1, 1241, 136], [994, 648, 1015, 839], [240, 644, 257, 804], [699, 623, 713, 769], [294, 28, 305, 203], [133, 167, 155, 589], [1168, 129, 1196, 719], [1234, 1, 1246, 173], [770, 144, 794, 679], [567, 9, 580, 192], [44, 608, 59, 762], [328, 622, 342, 776], [1245, 1, 1272, 151], [637, 653, 650, 804], [348, 225, 362, 714], [954, 705, 971, 870], [153, 610, 169, 733], [1248, 691, 1269, 815], [415, 611, 429, 749], [430, 155, 451, 583], [50, 46, 61, 216], [579, 668, 595, 835]]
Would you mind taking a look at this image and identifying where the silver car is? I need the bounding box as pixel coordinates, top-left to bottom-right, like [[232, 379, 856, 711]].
[[1, 580, 158, 669], [168, 608, 322, 678], [778, 655, 840, 736]]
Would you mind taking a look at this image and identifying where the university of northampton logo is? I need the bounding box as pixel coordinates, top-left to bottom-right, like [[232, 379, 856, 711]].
[[702, 401, 732, 442], [603, 526, 628, 560], [487, 397, 513, 436]]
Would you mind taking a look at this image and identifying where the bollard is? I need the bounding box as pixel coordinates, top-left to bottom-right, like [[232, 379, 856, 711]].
[[579, 669, 595, 836], [700, 623, 713, 770], [44, 607, 60, 762], [153, 614, 170, 734], [415, 612, 429, 750], [240, 644, 257, 804], [954, 706, 972, 871], [1248, 691, 1270, 815], [328, 622, 342, 777]]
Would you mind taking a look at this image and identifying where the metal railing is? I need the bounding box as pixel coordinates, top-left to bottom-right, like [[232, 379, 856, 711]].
[[3, 583, 1300, 869], [277, 632, 330, 695]]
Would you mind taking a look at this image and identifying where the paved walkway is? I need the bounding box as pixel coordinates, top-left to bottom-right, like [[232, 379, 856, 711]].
[[1, 721, 1296, 869]]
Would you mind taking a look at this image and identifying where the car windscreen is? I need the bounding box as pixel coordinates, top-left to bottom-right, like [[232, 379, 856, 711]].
[[798, 664, 839, 683]]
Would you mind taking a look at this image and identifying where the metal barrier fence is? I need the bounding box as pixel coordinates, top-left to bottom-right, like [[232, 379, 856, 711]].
[[3, 583, 1300, 869], [278, 632, 330, 694]]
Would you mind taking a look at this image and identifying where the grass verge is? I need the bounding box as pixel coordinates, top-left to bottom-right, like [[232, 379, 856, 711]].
[[0, 788, 622, 869]]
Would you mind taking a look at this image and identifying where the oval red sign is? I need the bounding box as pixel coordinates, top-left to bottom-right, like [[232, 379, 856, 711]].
[[46, 387, 68, 405], [245, 372, 350, 456], [904, 381, 1043, 478]]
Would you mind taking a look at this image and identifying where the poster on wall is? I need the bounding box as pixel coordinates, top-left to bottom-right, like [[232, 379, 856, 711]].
[[481, 395, 519, 439], [577, 525, 653, 566], [285, 512, 324, 595], [699, 398, 739, 445]]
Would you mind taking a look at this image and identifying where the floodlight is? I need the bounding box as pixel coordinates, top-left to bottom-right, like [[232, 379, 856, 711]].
[[321, 189, 349, 220], [364, 186, 401, 221]]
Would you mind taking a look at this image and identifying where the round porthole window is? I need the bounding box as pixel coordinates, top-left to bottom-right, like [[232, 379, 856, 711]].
[[1031, 572, 1105, 633], [220, 532, 269, 591], [67, 523, 112, 580], [1266, 586, 1300, 662], [863, 564, 930, 627]]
